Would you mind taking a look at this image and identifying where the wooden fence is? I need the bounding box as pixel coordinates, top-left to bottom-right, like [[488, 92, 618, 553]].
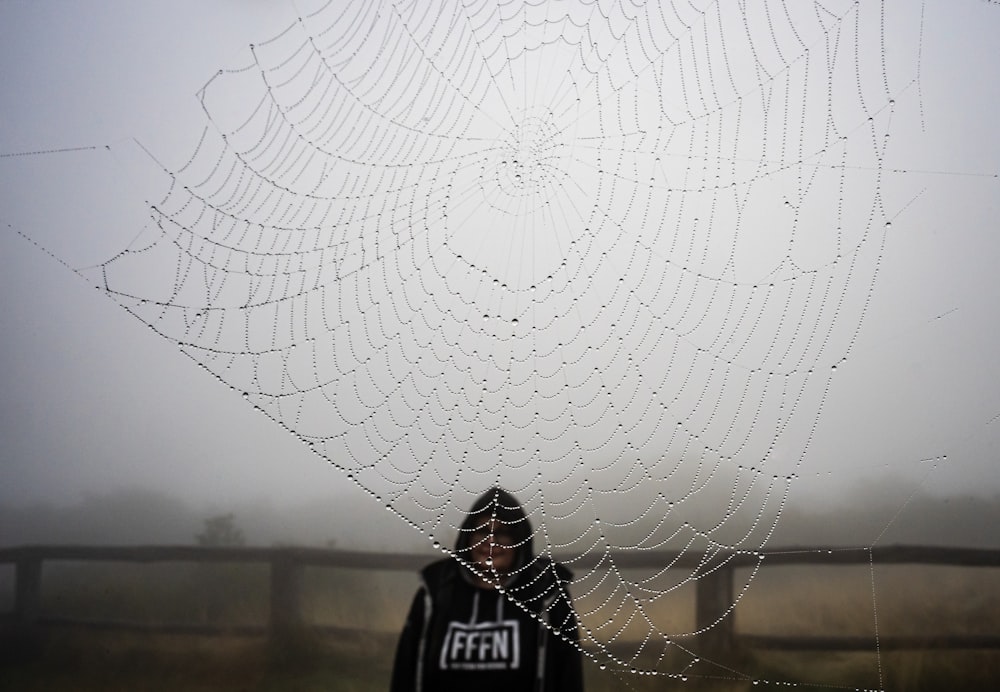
[[1, 544, 998, 654]]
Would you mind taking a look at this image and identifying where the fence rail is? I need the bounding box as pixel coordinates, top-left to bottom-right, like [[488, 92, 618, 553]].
[[2, 544, 998, 654]]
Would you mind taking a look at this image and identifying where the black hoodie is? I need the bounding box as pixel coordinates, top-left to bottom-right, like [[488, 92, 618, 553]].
[[389, 488, 584, 692]]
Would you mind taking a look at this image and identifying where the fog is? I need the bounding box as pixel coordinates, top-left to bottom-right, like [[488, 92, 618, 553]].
[[0, 486, 427, 552], [2, 476, 998, 554], [1, 1, 998, 566]]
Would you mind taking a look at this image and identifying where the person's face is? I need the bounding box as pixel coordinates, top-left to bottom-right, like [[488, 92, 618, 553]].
[[469, 516, 516, 578]]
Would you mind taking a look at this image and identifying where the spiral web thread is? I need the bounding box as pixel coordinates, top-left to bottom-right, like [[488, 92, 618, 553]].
[[89, 0, 923, 683]]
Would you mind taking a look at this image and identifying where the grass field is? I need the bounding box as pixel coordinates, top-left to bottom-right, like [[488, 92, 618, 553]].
[[3, 627, 1000, 691]]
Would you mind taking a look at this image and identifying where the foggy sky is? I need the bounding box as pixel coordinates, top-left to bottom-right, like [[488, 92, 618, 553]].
[[1, 0, 998, 544]]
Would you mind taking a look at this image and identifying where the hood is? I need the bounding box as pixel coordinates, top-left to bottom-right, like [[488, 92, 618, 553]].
[[453, 487, 534, 573]]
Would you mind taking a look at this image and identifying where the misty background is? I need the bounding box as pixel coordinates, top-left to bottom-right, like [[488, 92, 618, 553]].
[[1, 479, 999, 552], [0, 0, 998, 559]]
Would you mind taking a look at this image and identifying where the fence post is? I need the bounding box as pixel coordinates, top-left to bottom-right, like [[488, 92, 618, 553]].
[[695, 564, 734, 654], [269, 551, 305, 642], [13, 553, 43, 655]]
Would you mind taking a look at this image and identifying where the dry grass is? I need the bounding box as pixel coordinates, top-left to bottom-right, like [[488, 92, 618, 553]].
[[0, 629, 392, 692], [2, 626, 999, 691], [735, 564, 1000, 639]]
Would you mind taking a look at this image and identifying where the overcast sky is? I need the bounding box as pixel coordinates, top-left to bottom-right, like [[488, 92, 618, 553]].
[[1, 0, 998, 535]]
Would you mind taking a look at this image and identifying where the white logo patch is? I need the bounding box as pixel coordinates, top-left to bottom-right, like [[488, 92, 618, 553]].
[[439, 619, 521, 671]]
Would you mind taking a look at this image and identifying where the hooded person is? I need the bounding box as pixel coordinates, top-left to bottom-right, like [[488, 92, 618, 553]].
[[389, 487, 584, 692]]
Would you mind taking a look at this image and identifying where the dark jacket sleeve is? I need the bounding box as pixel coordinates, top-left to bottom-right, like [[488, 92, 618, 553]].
[[389, 588, 426, 692]]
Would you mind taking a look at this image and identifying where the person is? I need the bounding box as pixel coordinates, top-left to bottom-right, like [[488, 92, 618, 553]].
[[390, 487, 584, 692]]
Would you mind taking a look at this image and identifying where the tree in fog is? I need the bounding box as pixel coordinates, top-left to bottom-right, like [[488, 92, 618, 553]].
[[195, 513, 246, 547]]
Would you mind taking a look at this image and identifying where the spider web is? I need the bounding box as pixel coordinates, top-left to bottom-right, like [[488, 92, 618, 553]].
[[79, 0, 936, 684]]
